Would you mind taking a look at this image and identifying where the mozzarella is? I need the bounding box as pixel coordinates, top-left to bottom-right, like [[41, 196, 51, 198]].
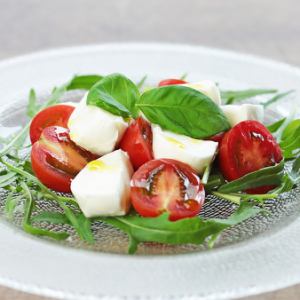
[[71, 150, 133, 218], [182, 80, 221, 105], [152, 125, 218, 174], [221, 104, 264, 127], [68, 94, 128, 155]]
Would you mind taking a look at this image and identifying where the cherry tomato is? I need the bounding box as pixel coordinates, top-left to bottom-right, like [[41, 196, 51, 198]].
[[31, 126, 97, 193], [219, 120, 282, 194], [130, 159, 205, 221], [119, 117, 153, 170], [206, 132, 226, 144], [158, 78, 187, 87], [30, 104, 75, 144]]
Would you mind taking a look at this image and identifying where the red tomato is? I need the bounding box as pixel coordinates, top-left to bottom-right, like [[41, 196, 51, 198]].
[[158, 78, 187, 87], [219, 120, 283, 194], [130, 159, 205, 221], [31, 126, 97, 193], [119, 117, 153, 170], [206, 132, 226, 144], [30, 104, 75, 144]]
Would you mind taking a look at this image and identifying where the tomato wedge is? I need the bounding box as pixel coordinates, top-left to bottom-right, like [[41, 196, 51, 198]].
[[30, 104, 75, 144], [219, 120, 283, 193], [131, 159, 205, 221], [119, 117, 153, 170], [158, 78, 187, 87], [31, 126, 97, 192]]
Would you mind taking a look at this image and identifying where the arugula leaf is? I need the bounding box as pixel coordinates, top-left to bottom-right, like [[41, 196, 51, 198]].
[[136, 75, 147, 90], [5, 193, 22, 220], [218, 161, 284, 193], [221, 89, 277, 104], [0, 172, 17, 188], [87, 73, 139, 118], [32, 211, 70, 225], [21, 182, 69, 241], [279, 119, 300, 159], [101, 202, 261, 254], [27, 89, 39, 118], [137, 85, 231, 139], [66, 75, 103, 90], [267, 118, 286, 133], [263, 90, 294, 107]]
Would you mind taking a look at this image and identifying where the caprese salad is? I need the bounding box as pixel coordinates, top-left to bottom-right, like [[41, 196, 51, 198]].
[[0, 73, 299, 254]]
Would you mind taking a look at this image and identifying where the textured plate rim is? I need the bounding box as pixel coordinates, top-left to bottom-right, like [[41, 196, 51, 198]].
[[0, 42, 299, 300]]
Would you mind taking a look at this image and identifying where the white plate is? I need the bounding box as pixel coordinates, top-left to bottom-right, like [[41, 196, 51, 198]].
[[0, 43, 299, 300]]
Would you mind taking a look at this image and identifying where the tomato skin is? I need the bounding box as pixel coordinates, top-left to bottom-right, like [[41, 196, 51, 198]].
[[119, 117, 153, 170], [30, 104, 75, 144], [219, 120, 283, 194], [206, 132, 226, 144], [158, 78, 187, 87], [31, 126, 97, 192], [130, 159, 205, 221]]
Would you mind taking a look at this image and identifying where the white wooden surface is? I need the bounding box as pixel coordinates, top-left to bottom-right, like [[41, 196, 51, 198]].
[[0, 0, 299, 299]]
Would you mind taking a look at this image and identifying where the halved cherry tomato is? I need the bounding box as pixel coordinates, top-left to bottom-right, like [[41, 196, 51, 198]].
[[206, 132, 226, 144], [30, 104, 75, 144], [130, 159, 205, 221], [119, 117, 153, 170], [31, 126, 97, 193], [158, 78, 187, 87], [219, 120, 282, 193]]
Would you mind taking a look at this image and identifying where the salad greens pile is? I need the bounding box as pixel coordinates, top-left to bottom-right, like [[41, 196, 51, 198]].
[[0, 73, 299, 254]]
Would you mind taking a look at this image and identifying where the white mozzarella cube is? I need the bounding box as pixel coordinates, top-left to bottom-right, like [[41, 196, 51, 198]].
[[182, 80, 221, 105], [71, 150, 134, 218], [68, 94, 128, 155], [152, 125, 218, 174], [221, 104, 264, 127]]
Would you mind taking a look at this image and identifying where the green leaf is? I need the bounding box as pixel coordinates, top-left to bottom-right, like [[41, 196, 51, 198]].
[[263, 90, 294, 107], [87, 73, 139, 118], [137, 85, 231, 139], [100, 202, 261, 254], [218, 161, 284, 193], [267, 118, 286, 133], [0, 172, 17, 188], [27, 89, 39, 117], [21, 182, 69, 241], [32, 211, 70, 225], [66, 75, 103, 90], [136, 75, 147, 90], [221, 89, 277, 104], [204, 173, 225, 192], [279, 119, 300, 159], [5, 193, 22, 220]]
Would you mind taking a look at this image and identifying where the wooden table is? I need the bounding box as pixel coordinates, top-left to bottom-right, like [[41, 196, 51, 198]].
[[0, 0, 299, 299]]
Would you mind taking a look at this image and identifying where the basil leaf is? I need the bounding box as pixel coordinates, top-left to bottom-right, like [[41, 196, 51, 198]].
[[137, 85, 230, 139], [218, 161, 284, 193], [101, 202, 261, 254], [87, 73, 139, 118], [66, 75, 103, 90], [221, 89, 277, 104], [280, 119, 300, 159]]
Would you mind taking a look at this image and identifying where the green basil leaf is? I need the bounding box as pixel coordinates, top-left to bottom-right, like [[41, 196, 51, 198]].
[[66, 75, 103, 90], [137, 85, 231, 139], [221, 89, 277, 104], [101, 201, 261, 254], [87, 73, 139, 118], [218, 161, 284, 193]]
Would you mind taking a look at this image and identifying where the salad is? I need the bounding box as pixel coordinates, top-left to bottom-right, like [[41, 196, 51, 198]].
[[0, 73, 299, 254]]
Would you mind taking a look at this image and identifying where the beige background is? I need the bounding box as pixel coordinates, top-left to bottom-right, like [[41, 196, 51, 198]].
[[0, 0, 299, 299]]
